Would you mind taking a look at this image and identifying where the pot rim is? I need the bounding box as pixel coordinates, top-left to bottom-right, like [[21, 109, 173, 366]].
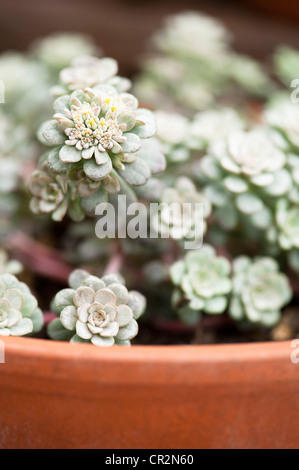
[[1, 336, 298, 387]]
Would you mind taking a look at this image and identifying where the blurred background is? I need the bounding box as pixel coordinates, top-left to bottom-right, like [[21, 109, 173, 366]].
[[0, 0, 299, 76]]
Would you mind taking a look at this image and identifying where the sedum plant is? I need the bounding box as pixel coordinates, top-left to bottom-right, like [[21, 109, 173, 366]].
[[48, 270, 146, 346], [29, 59, 166, 221], [170, 245, 232, 322], [1, 13, 299, 346], [0, 273, 44, 336], [134, 11, 273, 114], [229, 257, 292, 327], [197, 128, 291, 231], [151, 177, 211, 242]]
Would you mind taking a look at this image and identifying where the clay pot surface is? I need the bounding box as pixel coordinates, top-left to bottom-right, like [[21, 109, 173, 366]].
[[1, 336, 298, 449]]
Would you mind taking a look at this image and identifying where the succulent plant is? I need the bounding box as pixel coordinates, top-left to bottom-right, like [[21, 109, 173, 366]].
[[229, 256, 292, 326], [153, 11, 231, 60], [227, 54, 273, 96], [170, 245, 232, 320], [0, 273, 43, 336], [267, 199, 299, 250], [56, 56, 131, 95], [0, 249, 22, 275], [48, 269, 146, 346], [31, 32, 99, 73], [151, 177, 211, 242], [189, 108, 244, 151], [155, 110, 191, 163], [28, 168, 70, 222], [38, 84, 164, 189], [265, 95, 299, 151], [197, 128, 291, 231]]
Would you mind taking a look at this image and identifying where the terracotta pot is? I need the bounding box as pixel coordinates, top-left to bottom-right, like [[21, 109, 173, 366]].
[[1, 335, 298, 449]]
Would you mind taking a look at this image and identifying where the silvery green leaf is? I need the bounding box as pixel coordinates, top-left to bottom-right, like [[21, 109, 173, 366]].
[[236, 193, 263, 214], [102, 273, 125, 287], [3, 288, 23, 310], [60, 305, 77, 331], [48, 147, 77, 173], [54, 288, 76, 312], [121, 133, 142, 153], [83, 158, 112, 181], [265, 169, 292, 196], [70, 334, 90, 343], [133, 109, 156, 138], [250, 207, 272, 229], [115, 339, 131, 346], [68, 199, 85, 222], [138, 138, 166, 174], [9, 318, 33, 336], [82, 275, 105, 291], [41, 120, 65, 146], [116, 319, 138, 341], [21, 293, 38, 317], [91, 335, 115, 346], [224, 176, 248, 193], [59, 145, 82, 163], [31, 308, 44, 333], [118, 113, 136, 132], [260, 310, 280, 327], [116, 305, 133, 327], [250, 172, 274, 187], [76, 320, 92, 339], [47, 318, 73, 340], [80, 186, 108, 216], [108, 283, 129, 305], [170, 261, 185, 286], [189, 296, 205, 310], [229, 297, 244, 320], [204, 296, 227, 314], [53, 94, 70, 113], [127, 291, 146, 320], [119, 159, 151, 186]]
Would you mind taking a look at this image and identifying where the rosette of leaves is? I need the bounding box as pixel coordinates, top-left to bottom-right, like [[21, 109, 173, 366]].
[[48, 269, 146, 346], [154, 110, 191, 163], [0, 273, 44, 336], [229, 256, 292, 327], [170, 245, 232, 323], [198, 128, 291, 231], [227, 54, 273, 97], [267, 199, 299, 251], [189, 108, 244, 151], [265, 95, 299, 151], [151, 177, 211, 242], [38, 85, 165, 204], [55, 56, 131, 95], [31, 32, 99, 74], [0, 249, 22, 275], [273, 46, 299, 87], [153, 11, 231, 61], [134, 56, 215, 114]]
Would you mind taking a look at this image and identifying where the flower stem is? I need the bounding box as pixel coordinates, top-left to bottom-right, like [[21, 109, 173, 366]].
[[6, 231, 72, 283], [103, 243, 123, 275]]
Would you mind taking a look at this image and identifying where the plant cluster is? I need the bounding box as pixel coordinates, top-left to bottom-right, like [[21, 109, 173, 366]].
[[1, 11, 299, 346]]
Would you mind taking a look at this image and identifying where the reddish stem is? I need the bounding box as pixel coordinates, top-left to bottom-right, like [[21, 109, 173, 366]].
[[103, 250, 123, 276], [6, 231, 72, 283], [43, 311, 57, 326]]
